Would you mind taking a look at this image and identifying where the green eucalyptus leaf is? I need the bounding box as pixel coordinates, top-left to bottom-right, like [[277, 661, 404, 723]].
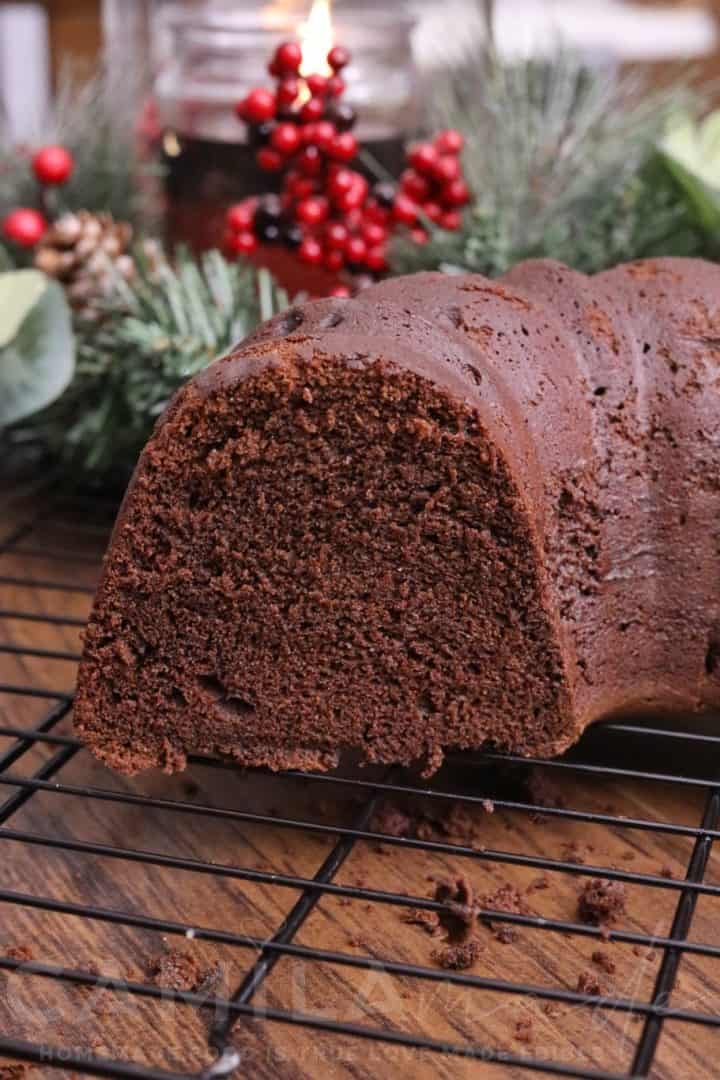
[[0, 271, 75, 427], [0, 270, 48, 348]]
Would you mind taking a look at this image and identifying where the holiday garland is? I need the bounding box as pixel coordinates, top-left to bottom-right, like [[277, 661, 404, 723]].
[[2, 47, 720, 485]]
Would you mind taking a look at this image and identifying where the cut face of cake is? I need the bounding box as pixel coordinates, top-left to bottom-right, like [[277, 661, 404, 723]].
[[74, 259, 720, 775]]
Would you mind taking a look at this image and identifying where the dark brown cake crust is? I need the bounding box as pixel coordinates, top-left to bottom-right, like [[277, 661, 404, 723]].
[[74, 259, 720, 776]]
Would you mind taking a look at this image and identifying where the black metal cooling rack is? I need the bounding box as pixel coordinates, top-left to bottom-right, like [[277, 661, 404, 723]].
[[1, 486, 720, 1079]]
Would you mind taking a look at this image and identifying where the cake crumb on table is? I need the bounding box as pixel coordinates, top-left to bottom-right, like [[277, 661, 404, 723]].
[[432, 938, 483, 970], [434, 876, 477, 941], [400, 908, 441, 935], [577, 970, 604, 995], [514, 1018, 534, 1043], [577, 878, 626, 925], [591, 949, 616, 974]]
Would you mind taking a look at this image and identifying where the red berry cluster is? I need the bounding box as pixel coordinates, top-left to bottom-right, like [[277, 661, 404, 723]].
[[397, 131, 470, 242], [227, 40, 387, 283], [224, 40, 471, 290], [2, 145, 75, 248]]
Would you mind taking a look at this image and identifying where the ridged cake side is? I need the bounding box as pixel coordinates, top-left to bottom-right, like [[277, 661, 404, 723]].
[[74, 259, 720, 775]]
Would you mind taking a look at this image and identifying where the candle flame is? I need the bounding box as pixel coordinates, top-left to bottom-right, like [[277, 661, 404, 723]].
[[299, 0, 334, 78]]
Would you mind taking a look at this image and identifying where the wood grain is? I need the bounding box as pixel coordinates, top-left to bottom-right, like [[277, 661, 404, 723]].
[[0, 489, 719, 1078]]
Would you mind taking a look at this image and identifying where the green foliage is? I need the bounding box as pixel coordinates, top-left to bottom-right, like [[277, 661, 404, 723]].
[[659, 111, 720, 235], [21, 249, 288, 480], [392, 51, 709, 277], [0, 65, 162, 232], [0, 270, 74, 426]]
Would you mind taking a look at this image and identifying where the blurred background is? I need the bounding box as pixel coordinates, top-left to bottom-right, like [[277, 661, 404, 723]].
[[1, 0, 720, 143]]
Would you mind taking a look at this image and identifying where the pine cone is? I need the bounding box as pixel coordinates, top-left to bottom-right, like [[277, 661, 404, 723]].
[[34, 210, 136, 318]]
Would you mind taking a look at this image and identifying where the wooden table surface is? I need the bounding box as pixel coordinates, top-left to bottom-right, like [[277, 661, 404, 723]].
[[1, 483, 719, 1079]]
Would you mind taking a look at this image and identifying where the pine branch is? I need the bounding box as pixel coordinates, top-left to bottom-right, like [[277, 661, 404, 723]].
[[392, 50, 707, 277], [17, 249, 288, 482]]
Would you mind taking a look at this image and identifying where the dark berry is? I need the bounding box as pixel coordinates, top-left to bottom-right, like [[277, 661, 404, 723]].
[[306, 73, 329, 97], [274, 41, 303, 74], [327, 45, 351, 71], [435, 128, 464, 155], [282, 222, 304, 249], [326, 101, 356, 132], [271, 122, 302, 155], [254, 195, 284, 231], [257, 222, 281, 244], [247, 121, 274, 148], [372, 182, 397, 209], [239, 87, 276, 123]]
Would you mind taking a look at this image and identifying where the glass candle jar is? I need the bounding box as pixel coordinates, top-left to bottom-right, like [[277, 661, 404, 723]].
[[153, 1, 419, 259]]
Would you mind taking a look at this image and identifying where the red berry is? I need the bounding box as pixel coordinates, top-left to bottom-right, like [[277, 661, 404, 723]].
[[313, 121, 337, 150], [408, 142, 438, 176], [433, 155, 461, 184], [2, 207, 46, 247], [365, 244, 387, 272], [345, 235, 367, 264], [440, 210, 462, 230], [226, 200, 256, 231], [277, 77, 300, 106], [306, 73, 328, 97], [271, 122, 302, 155], [328, 132, 358, 162], [274, 41, 303, 74], [362, 221, 387, 246], [328, 168, 355, 198], [230, 231, 258, 255], [296, 145, 323, 176], [411, 227, 429, 245], [435, 129, 464, 155], [286, 172, 316, 199], [327, 45, 351, 71], [400, 169, 430, 203], [392, 194, 419, 225], [296, 196, 330, 226], [423, 201, 444, 223], [32, 145, 74, 186], [364, 200, 391, 226], [256, 146, 284, 171], [442, 179, 471, 207], [239, 87, 276, 123], [299, 236, 323, 264], [330, 284, 351, 298], [300, 98, 324, 123], [336, 179, 368, 212], [324, 248, 345, 272], [325, 221, 349, 248], [326, 76, 345, 98]]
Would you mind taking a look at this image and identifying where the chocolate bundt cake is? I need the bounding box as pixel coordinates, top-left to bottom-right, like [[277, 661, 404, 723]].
[[74, 258, 720, 775]]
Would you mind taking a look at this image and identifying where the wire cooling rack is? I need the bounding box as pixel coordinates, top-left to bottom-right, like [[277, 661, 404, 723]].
[[1, 484, 720, 1079]]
